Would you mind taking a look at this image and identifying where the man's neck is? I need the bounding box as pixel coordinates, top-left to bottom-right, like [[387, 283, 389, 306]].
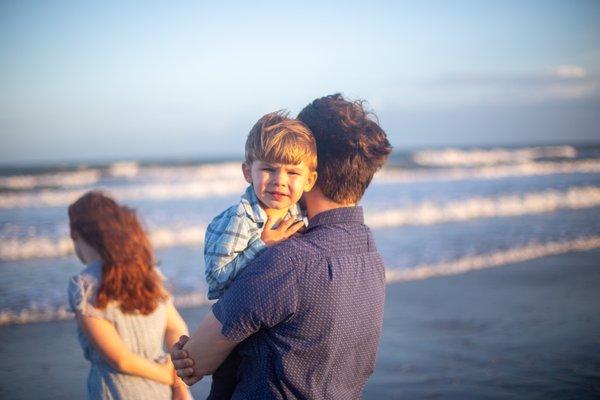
[[304, 187, 355, 219]]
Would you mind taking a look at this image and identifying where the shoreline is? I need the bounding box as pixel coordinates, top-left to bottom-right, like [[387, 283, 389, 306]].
[[1, 249, 599, 399]]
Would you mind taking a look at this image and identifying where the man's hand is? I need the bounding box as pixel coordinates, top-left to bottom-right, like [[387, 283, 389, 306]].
[[171, 335, 202, 386], [261, 215, 305, 247]]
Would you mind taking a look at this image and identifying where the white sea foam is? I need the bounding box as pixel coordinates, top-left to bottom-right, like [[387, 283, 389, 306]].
[[0, 169, 101, 190], [108, 161, 140, 178], [0, 227, 207, 262], [0, 178, 248, 209], [0, 162, 242, 193], [376, 159, 600, 185], [0, 305, 74, 326], [2, 160, 598, 210], [366, 186, 600, 228], [1, 235, 598, 326], [413, 145, 577, 167], [2, 186, 599, 262], [137, 162, 242, 181], [385, 236, 600, 283], [149, 226, 206, 249]]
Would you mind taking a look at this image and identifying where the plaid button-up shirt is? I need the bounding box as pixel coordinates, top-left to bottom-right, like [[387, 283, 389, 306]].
[[204, 185, 303, 300]]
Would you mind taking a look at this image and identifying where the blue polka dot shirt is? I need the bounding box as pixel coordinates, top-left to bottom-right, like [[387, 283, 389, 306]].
[[212, 206, 386, 399]]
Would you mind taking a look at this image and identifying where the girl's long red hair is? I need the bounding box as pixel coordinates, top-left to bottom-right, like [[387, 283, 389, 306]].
[[68, 191, 168, 315]]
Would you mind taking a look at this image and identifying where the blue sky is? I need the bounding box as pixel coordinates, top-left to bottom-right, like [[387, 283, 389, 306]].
[[1, 1, 599, 164]]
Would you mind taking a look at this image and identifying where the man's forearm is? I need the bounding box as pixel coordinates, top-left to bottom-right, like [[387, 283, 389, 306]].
[[183, 310, 239, 377]]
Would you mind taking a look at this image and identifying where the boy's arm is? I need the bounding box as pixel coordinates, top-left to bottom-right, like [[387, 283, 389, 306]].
[[204, 213, 267, 299], [204, 213, 306, 299]]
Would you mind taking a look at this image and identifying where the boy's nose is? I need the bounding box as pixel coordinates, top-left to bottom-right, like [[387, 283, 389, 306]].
[[272, 170, 288, 186]]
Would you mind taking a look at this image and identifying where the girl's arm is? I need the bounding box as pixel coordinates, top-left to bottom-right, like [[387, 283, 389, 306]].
[[164, 302, 189, 350], [76, 313, 174, 385], [164, 302, 192, 399]]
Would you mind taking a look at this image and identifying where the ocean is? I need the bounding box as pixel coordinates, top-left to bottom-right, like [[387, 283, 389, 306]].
[[1, 144, 599, 326]]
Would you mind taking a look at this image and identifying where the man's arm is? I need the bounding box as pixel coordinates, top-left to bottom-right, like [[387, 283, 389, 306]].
[[174, 243, 301, 386], [171, 310, 240, 385]]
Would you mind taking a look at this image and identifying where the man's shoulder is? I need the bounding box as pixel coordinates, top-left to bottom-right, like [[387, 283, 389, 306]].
[[263, 235, 323, 269]]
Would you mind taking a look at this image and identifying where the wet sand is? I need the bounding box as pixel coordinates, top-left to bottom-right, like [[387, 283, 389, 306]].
[[1, 250, 599, 399]]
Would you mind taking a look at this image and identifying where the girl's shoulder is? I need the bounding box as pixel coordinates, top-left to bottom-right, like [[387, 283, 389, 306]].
[[68, 261, 106, 318]]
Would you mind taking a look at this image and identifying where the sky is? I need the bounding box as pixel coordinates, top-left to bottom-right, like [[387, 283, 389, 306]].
[[1, 0, 599, 165]]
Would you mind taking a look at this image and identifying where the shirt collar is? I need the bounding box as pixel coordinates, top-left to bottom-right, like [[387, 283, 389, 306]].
[[241, 185, 267, 224], [240, 185, 304, 224], [307, 206, 364, 230]]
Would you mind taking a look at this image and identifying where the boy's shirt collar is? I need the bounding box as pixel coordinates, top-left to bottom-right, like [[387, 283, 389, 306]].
[[240, 185, 303, 225]]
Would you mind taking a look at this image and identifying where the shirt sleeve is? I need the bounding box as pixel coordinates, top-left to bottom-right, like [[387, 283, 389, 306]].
[[212, 245, 299, 342], [204, 211, 267, 300], [67, 273, 108, 320]]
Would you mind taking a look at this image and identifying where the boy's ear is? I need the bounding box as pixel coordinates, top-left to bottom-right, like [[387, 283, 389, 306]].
[[242, 162, 253, 184], [304, 170, 318, 192]]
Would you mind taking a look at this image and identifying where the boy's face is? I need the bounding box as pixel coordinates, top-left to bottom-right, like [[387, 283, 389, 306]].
[[242, 160, 317, 211]]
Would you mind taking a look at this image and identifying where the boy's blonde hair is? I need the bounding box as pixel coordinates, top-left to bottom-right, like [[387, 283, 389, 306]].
[[245, 111, 317, 171]]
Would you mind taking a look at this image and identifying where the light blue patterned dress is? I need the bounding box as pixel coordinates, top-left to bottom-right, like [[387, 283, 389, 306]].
[[68, 261, 172, 400]]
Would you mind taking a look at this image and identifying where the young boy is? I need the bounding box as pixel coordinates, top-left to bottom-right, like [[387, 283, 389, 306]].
[[204, 110, 317, 300], [202, 111, 317, 397]]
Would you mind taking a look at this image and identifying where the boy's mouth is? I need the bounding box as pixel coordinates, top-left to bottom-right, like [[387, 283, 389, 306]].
[[267, 191, 288, 200]]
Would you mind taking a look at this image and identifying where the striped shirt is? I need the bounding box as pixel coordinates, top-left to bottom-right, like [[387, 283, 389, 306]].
[[204, 185, 303, 300]]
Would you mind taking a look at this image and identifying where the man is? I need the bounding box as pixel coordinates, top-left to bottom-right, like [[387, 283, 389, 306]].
[[172, 94, 393, 399]]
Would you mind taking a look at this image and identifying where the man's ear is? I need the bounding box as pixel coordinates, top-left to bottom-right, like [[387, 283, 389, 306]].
[[242, 162, 253, 184], [304, 170, 318, 192]]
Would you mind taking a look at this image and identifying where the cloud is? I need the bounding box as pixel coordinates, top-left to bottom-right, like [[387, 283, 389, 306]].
[[551, 65, 586, 79], [435, 65, 599, 104]]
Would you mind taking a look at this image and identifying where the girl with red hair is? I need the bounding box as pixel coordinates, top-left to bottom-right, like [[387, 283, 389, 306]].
[[68, 191, 191, 399]]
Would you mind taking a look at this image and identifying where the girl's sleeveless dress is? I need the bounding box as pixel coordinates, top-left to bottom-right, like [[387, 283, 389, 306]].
[[68, 261, 171, 400]]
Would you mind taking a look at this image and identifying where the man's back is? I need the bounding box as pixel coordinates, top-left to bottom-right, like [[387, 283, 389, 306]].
[[212, 206, 386, 399]]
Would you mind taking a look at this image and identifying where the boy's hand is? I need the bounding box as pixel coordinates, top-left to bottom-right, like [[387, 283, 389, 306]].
[[261, 215, 305, 247]]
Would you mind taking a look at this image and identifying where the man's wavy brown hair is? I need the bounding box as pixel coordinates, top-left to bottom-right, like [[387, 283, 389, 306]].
[[68, 191, 168, 315], [298, 93, 392, 204]]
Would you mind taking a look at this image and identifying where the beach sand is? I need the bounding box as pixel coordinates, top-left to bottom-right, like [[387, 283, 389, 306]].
[[1, 250, 598, 399]]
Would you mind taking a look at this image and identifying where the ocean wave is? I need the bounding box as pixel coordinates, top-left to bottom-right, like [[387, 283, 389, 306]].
[[1, 160, 599, 210], [385, 236, 600, 283], [2, 186, 598, 262], [377, 159, 600, 184], [2, 235, 598, 326], [108, 161, 140, 178], [0, 169, 101, 190], [366, 186, 600, 228], [413, 145, 577, 167], [0, 179, 248, 209], [135, 162, 242, 181], [0, 226, 207, 262], [0, 161, 242, 192]]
